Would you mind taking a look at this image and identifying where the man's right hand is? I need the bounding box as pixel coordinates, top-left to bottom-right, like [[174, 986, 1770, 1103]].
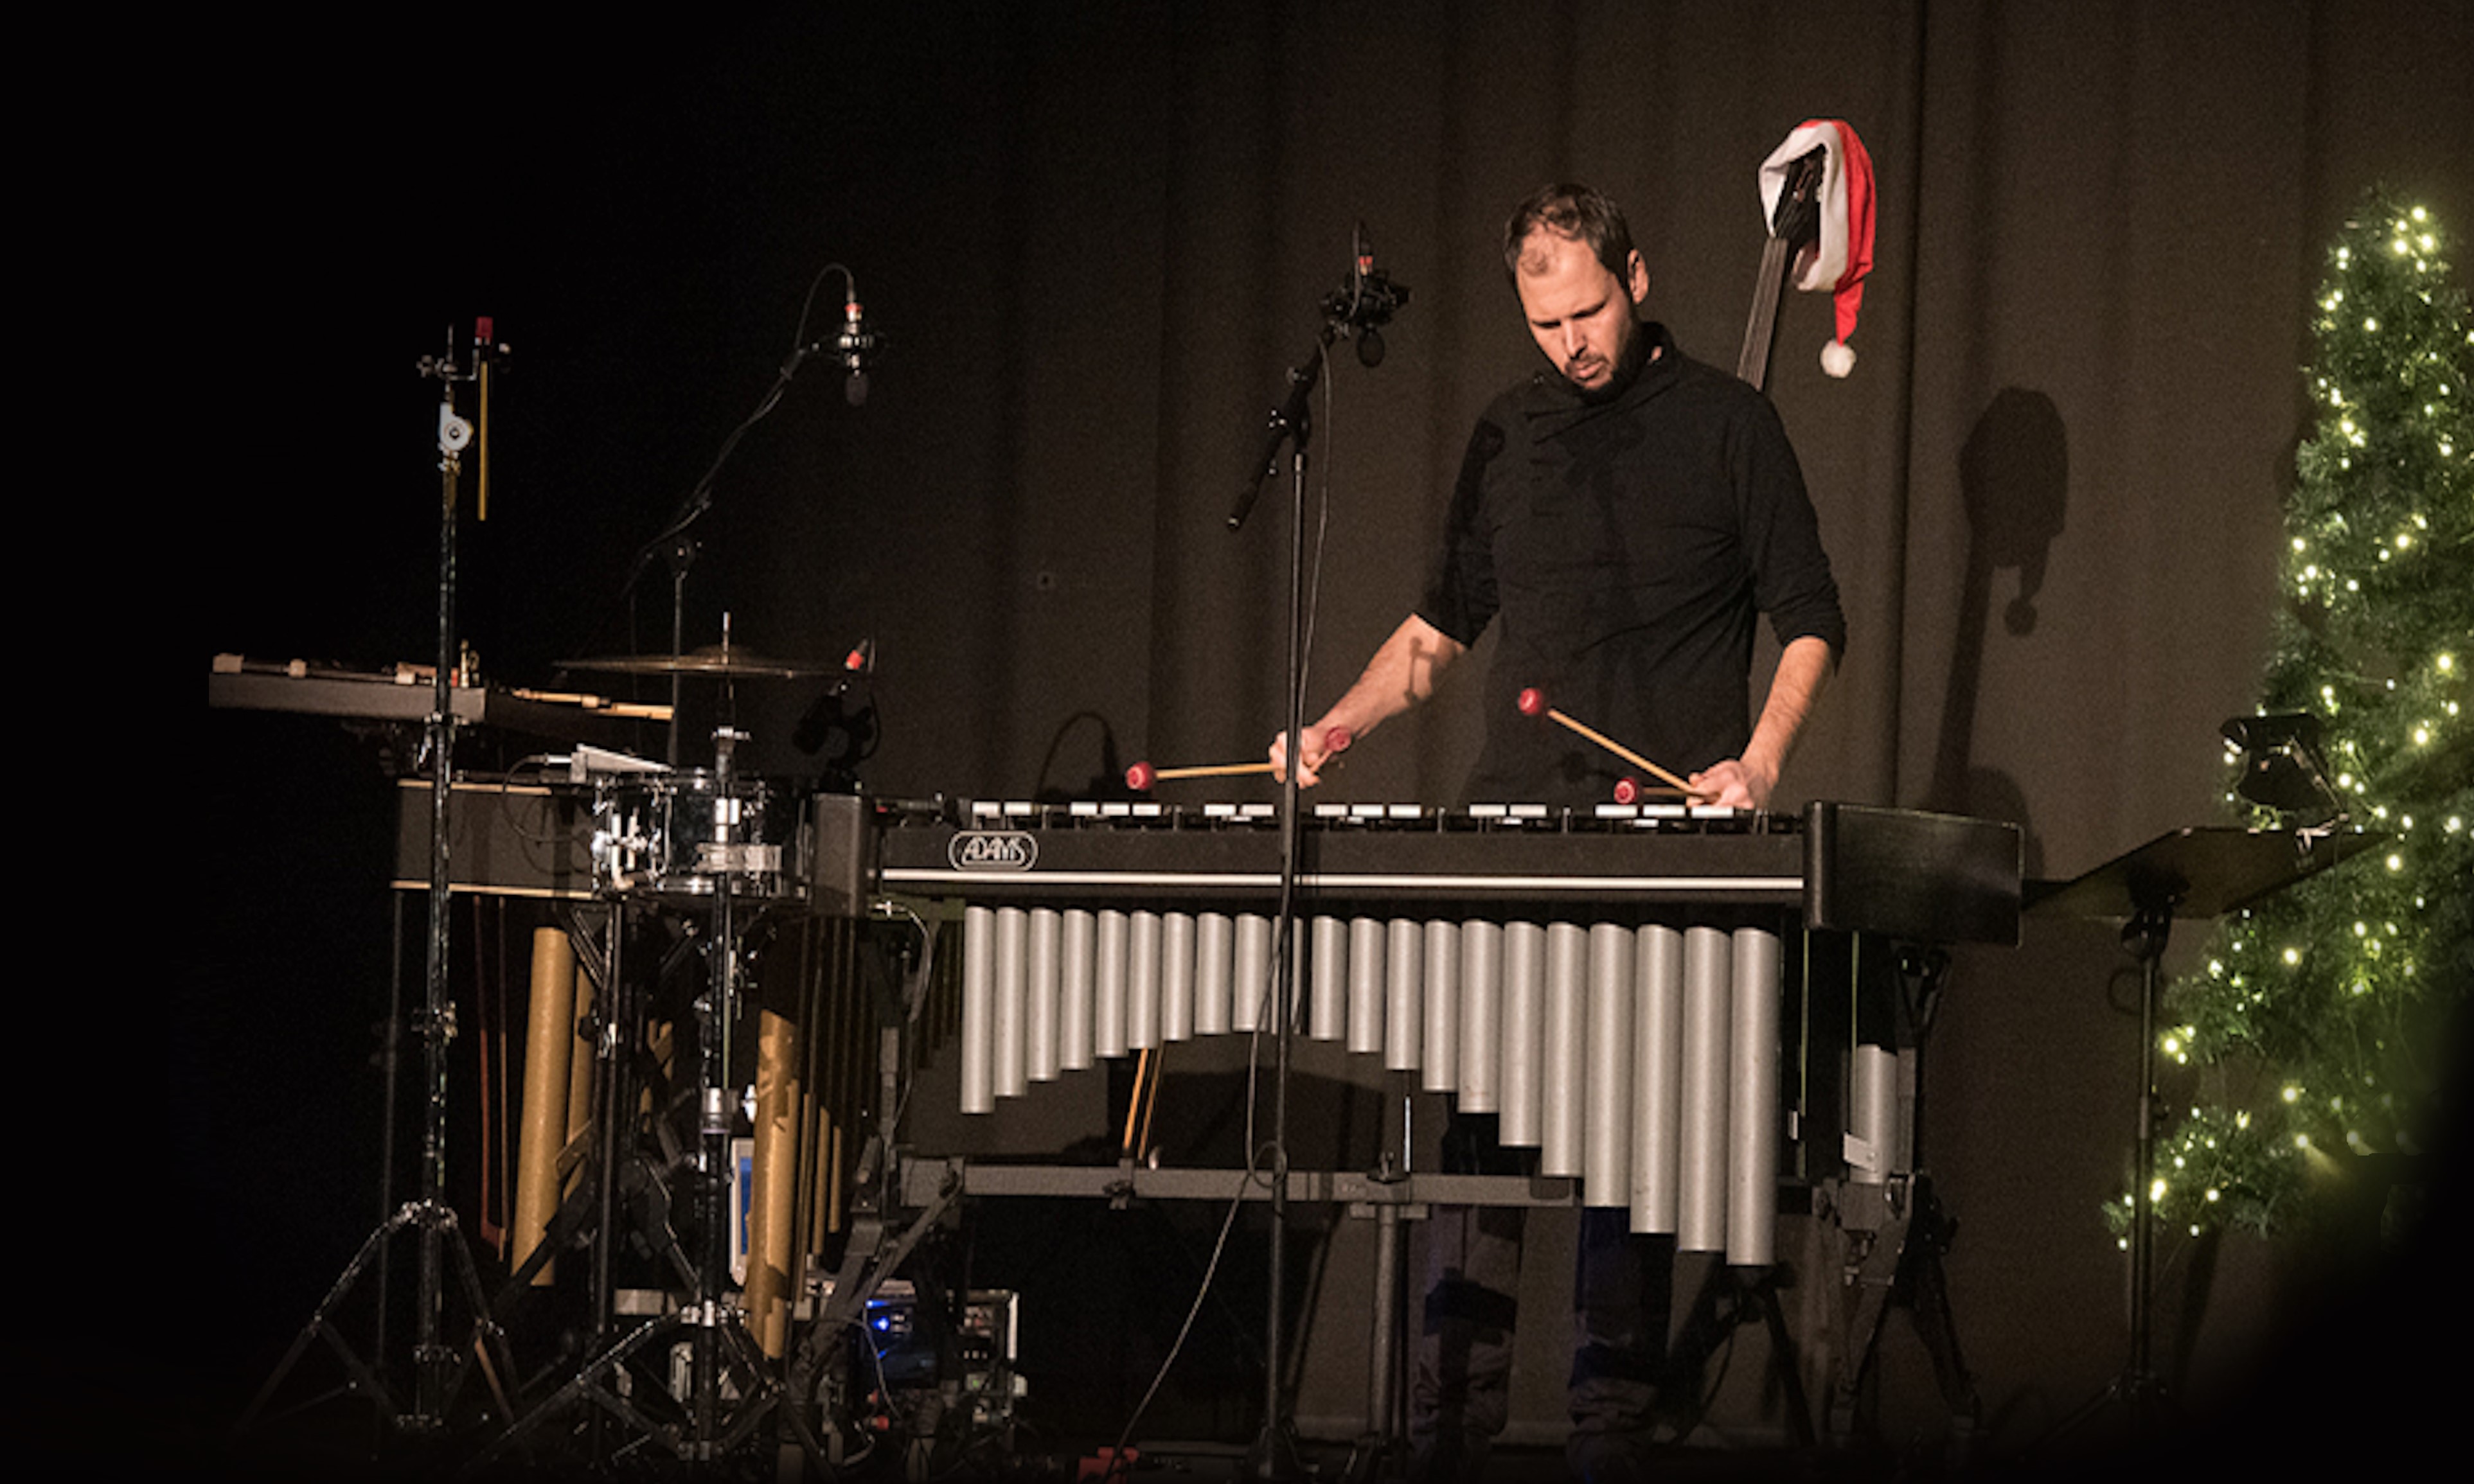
[[1268, 722, 1351, 786]]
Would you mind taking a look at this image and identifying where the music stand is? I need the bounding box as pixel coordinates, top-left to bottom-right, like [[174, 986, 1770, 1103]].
[[2031, 824, 2379, 1444]]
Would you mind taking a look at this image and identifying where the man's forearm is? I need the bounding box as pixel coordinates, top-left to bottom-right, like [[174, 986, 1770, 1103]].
[[1738, 634, 1833, 797], [1319, 614, 1467, 741], [1276, 614, 1468, 784], [1689, 635, 1833, 808]]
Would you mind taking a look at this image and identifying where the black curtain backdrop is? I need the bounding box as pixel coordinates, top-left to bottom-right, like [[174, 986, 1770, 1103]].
[[181, 1, 2470, 1474]]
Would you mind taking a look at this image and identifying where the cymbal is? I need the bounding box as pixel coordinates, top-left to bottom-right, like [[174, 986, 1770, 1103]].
[[558, 644, 835, 679]]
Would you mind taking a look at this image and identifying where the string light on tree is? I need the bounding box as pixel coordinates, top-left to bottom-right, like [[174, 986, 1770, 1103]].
[[2107, 191, 2471, 1245]]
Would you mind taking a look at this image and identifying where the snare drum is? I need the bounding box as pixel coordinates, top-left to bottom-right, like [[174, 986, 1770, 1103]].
[[591, 772, 805, 904]]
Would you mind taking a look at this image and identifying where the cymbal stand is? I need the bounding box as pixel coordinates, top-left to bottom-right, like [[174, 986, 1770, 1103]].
[[240, 325, 517, 1453], [685, 725, 755, 1456]]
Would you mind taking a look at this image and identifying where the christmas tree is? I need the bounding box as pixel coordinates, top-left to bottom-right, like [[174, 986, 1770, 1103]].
[[2118, 191, 2471, 1246]]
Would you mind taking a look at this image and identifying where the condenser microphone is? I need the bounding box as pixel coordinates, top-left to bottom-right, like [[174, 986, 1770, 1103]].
[[1324, 223, 1409, 367], [837, 287, 877, 406]]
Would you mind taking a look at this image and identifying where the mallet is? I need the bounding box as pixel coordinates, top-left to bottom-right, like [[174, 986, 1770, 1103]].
[[1515, 687, 1704, 799], [1128, 727, 1352, 792]]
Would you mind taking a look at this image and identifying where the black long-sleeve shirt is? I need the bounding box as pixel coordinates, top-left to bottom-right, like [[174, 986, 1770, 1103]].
[[1418, 322, 1845, 807]]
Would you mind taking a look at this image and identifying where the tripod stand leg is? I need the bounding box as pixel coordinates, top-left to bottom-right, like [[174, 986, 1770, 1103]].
[[239, 1206, 416, 1434], [441, 1205, 521, 1430], [1902, 1180, 1980, 1431], [1824, 1181, 1906, 1441], [238, 1199, 513, 1447]]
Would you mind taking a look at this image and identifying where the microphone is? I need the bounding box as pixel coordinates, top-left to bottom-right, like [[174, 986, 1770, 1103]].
[[1230, 226, 1414, 530], [836, 285, 878, 405], [1323, 222, 1410, 367]]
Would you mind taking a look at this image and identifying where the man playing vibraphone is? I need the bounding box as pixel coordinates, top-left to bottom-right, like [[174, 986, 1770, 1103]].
[[1272, 182, 1844, 1483]]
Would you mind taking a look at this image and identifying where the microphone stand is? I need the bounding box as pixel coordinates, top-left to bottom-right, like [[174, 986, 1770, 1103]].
[[1230, 326, 1325, 1481], [616, 260, 869, 765], [1229, 246, 1403, 1481]]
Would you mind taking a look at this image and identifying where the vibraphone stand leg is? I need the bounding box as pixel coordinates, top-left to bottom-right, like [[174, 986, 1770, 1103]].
[[1340, 1088, 1417, 1484], [1664, 1259, 1816, 1448], [1820, 945, 1980, 1462]]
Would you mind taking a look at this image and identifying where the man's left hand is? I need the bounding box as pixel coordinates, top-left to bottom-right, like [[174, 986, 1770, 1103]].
[[1686, 757, 1776, 811]]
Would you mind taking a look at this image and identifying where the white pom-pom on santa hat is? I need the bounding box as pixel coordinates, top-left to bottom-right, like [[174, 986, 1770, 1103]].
[[1758, 119, 1876, 378]]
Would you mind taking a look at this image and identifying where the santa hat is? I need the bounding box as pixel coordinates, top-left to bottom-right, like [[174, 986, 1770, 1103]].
[[1758, 119, 1876, 378]]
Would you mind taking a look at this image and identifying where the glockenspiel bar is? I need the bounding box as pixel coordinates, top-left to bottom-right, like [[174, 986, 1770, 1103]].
[[1384, 917, 1423, 1073], [1161, 911, 1197, 1043], [1233, 912, 1273, 1034], [1310, 915, 1348, 1041], [961, 903, 997, 1115], [1046, 908, 1092, 1074], [1062, 909, 1096, 1064], [1347, 916, 1385, 1056], [1457, 919, 1504, 1113], [1538, 921, 1589, 1177], [1128, 909, 1163, 1050], [1726, 924, 1783, 1267], [1630, 923, 1686, 1235], [1583, 921, 1635, 1206], [1026, 906, 1061, 1081], [1195, 912, 1234, 1036], [995, 905, 1029, 1099], [1677, 926, 1733, 1252], [1422, 919, 1463, 1094], [1094, 908, 1130, 1060], [1498, 920, 1547, 1145]]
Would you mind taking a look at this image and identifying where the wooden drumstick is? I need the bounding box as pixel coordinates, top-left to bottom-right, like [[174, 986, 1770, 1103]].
[[1128, 727, 1351, 791], [1516, 687, 1705, 799]]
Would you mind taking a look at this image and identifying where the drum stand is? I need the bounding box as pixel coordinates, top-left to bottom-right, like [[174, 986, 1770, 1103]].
[[479, 727, 833, 1474], [239, 331, 519, 1460]]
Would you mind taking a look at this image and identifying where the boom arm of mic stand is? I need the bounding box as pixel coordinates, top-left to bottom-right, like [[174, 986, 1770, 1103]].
[[1229, 332, 1331, 533]]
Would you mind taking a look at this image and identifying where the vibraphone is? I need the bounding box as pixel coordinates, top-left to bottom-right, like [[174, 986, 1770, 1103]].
[[875, 797, 2021, 1267]]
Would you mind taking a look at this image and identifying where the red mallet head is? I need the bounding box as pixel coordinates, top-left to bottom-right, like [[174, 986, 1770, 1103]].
[[1516, 687, 1545, 717], [1125, 761, 1157, 791], [1322, 725, 1353, 754], [1613, 776, 1640, 805]]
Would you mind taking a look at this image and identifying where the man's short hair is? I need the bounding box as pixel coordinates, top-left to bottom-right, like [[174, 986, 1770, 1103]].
[[1502, 183, 1637, 283]]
